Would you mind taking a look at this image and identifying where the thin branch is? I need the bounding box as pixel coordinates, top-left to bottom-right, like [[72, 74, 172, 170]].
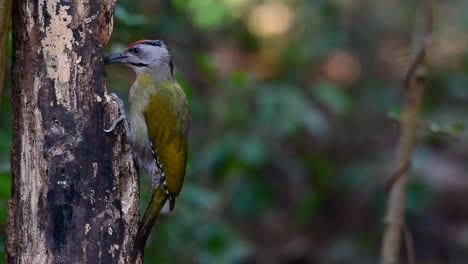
[[403, 44, 426, 92], [385, 160, 411, 193], [403, 223, 416, 264], [380, 0, 433, 263]]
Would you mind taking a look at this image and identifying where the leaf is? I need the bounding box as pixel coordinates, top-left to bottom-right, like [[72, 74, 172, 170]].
[[388, 106, 402, 119], [451, 122, 466, 133], [313, 81, 351, 115]]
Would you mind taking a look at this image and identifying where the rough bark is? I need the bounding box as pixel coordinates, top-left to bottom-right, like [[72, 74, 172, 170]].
[[6, 0, 140, 263]]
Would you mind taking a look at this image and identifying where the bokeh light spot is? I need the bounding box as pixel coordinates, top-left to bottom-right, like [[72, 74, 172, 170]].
[[323, 50, 361, 86], [247, 2, 294, 38]]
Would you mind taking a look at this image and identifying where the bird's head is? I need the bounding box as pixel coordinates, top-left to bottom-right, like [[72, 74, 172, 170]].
[[105, 39, 173, 77]]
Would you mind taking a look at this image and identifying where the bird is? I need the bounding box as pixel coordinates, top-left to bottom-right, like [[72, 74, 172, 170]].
[[104, 39, 190, 260]]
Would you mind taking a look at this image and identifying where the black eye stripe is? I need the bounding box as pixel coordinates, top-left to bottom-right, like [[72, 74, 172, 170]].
[[129, 62, 148, 67]]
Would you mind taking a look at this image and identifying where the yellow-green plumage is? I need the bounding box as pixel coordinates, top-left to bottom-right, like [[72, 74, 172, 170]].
[[136, 188, 167, 252], [130, 74, 189, 197], [145, 81, 189, 197], [104, 39, 190, 261], [131, 73, 190, 258]]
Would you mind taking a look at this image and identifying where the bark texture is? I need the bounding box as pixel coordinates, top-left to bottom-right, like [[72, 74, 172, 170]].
[[7, 0, 140, 263]]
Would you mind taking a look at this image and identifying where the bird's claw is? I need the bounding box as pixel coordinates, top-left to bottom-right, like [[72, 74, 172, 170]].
[[104, 93, 131, 134]]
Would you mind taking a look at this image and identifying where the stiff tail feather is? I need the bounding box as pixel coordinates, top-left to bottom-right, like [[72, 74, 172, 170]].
[[132, 188, 167, 263]]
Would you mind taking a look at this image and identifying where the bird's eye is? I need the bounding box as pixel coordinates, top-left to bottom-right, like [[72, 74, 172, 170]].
[[132, 48, 140, 54]]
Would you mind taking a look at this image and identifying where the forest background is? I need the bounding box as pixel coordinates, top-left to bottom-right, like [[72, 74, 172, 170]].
[[1, 0, 468, 263]]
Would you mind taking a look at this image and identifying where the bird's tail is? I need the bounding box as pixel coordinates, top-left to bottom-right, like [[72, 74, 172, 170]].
[[132, 188, 167, 263]]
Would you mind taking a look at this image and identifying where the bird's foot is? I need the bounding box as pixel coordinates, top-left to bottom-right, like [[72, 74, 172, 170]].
[[104, 93, 131, 135]]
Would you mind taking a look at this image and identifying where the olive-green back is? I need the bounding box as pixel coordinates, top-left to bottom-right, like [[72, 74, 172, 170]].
[[145, 82, 189, 195]]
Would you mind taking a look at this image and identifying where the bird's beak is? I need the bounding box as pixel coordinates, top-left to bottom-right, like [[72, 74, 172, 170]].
[[104, 53, 128, 64]]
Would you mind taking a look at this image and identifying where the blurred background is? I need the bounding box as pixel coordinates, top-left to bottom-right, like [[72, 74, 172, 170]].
[[2, 0, 468, 263]]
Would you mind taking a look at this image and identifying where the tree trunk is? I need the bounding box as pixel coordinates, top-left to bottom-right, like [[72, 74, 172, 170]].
[[6, 0, 140, 263]]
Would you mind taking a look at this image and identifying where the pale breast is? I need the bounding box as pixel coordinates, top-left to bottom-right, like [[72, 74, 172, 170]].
[[129, 79, 160, 177]]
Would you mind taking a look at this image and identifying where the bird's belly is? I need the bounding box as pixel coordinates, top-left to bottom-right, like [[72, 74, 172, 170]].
[[130, 114, 161, 185]]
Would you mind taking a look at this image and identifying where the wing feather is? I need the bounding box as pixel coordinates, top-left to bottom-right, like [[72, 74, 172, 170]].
[[144, 82, 189, 196]]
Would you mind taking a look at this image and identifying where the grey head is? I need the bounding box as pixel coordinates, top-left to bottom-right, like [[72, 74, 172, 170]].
[[105, 39, 174, 77]]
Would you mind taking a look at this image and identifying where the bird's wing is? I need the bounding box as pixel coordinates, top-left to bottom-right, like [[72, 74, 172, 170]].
[[144, 82, 189, 196]]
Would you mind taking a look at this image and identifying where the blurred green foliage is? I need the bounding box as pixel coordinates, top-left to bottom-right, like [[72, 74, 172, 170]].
[[0, 32, 12, 264], [2, 0, 468, 263]]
